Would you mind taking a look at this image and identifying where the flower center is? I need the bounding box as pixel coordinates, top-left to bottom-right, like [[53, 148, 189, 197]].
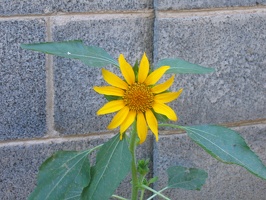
[[123, 83, 154, 113]]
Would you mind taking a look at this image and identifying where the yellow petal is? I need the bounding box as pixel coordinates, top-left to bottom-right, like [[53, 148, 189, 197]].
[[144, 66, 170, 86], [93, 86, 125, 96], [107, 106, 129, 129], [145, 109, 158, 141], [138, 53, 149, 83], [153, 102, 178, 121], [120, 110, 136, 135], [137, 112, 147, 144], [154, 89, 183, 103], [102, 68, 128, 89], [151, 75, 175, 94], [119, 54, 135, 85], [97, 100, 125, 115]]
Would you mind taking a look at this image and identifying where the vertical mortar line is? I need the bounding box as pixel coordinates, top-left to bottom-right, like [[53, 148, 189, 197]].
[[152, 0, 159, 65], [45, 16, 59, 137], [151, 0, 158, 192]]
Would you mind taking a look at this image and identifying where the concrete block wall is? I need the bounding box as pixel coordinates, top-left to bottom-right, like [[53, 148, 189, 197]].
[[0, 1, 265, 199]]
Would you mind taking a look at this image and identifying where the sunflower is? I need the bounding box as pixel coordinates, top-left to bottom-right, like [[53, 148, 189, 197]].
[[94, 53, 182, 144]]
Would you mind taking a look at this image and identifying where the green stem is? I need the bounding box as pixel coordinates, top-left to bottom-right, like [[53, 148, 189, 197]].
[[111, 195, 129, 200], [139, 176, 146, 200], [146, 187, 168, 200], [129, 121, 139, 200], [140, 185, 170, 200], [140, 189, 145, 200]]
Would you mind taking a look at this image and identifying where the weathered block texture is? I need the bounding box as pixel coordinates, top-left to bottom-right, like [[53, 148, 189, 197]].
[[0, 0, 153, 16], [0, 135, 152, 199], [156, 0, 266, 10], [153, 124, 266, 200], [0, 19, 46, 141], [0, 1, 266, 200], [52, 16, 154, 135], [155, 11, 266, 126]]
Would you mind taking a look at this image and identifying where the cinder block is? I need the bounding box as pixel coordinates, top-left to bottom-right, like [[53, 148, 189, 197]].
[[0, 134, 153, 199], [153, 124, 266, 200], [0, 19, 46, 140], [155, 12, 266, 126], [156, 0, 266, 10], [0, 0, 153, 16], [52, 16, 154, 135]]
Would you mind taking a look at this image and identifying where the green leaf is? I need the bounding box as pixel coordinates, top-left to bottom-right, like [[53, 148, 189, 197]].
[[156, 58, 215, 74], [81, 134, 131, 200], [104, 95, 121, 102], [29, 150, 91, 200], [21, 40, 118, 67], [148, 176, 158, 185], [133, 59, 139, 74], [137, 159, 150, 176], [184, 125, 266, 180], [167, 166, 208, 190]]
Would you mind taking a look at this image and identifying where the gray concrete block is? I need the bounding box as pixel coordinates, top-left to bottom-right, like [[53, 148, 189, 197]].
[[155, 12, 266, 126], [153, 124, 266, 200], [52, 16, 154, 135], [156, 0, 266, 10], [0, 0, 153, 16], [0, 19, 46, 140], [0, 134, 153, 199]]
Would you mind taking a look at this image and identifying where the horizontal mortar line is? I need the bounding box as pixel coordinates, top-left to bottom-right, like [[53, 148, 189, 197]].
[[1, 6, 266, 21], [220, 118, 266, 128], [157, 6, 266, 18], [0, 131, 117, 147], [0, 9, 154, 21], [159, 118, 266, 136], [0, 118, 265, 147], [52, 12, 154, 26]]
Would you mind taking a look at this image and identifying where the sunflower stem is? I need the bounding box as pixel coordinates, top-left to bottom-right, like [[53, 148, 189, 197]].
[[129, 120, 139, 200], [139, 188, 145, 200], [139, 175, 146, 200]]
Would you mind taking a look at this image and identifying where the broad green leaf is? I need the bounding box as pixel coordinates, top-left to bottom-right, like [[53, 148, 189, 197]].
[[184, 125, 266, 180], [29, 150, 91, 200], [81, 134, 131, 200], [167, 166, 208, 190], [156, 58, 215, 74], [21, 40, 118, 67]]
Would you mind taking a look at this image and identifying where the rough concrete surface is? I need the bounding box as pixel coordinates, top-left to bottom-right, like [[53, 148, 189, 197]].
[[52, 16, 154, 135], [155, 11, 266, 126], [153, 124, 266, 200], [0, 19, 47, 140], [0, 0, 153, 16], [156, 0, 266, 10], [0, 1, 265, 200]]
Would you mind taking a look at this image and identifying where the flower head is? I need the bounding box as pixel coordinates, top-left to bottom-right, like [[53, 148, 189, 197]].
[[94, 53, 182, 144]]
